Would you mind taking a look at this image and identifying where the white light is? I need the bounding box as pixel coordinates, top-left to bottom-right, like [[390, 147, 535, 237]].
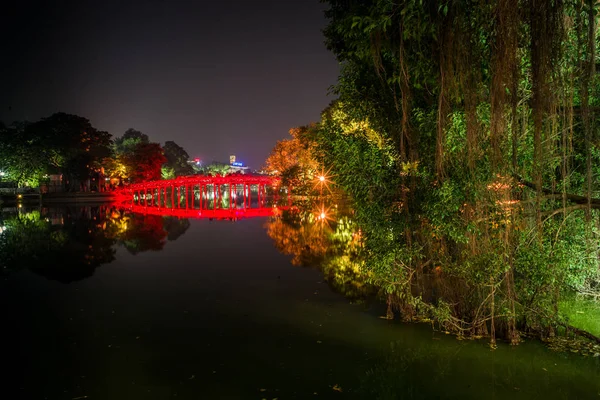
[[319, 175, 325, 182]]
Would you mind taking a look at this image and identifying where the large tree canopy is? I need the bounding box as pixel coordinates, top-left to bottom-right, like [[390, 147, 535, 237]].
[[107, 129, 166, 183], [310, 0, 600, 343], [0, 113, 111, 190]]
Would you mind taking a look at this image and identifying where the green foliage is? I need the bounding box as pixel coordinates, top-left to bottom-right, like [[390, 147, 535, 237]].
[[0, 122, 48, 188], [161, 165, 176, 180], [304, 0, 600, 339], [0, 113, 112, 191], [114, 128, 149, 151], [110, 129, 166, 183], [200, 162, 232, 176], [162, 140, 194, 177]]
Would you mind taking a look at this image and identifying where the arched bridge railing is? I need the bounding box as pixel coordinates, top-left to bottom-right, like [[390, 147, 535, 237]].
[[114, 175, 284, 212]]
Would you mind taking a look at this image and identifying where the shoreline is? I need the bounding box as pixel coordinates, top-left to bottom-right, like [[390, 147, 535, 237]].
[[1, 191, 117, 205]]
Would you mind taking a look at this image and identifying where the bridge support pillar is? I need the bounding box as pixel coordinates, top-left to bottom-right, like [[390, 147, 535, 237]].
[[185, 185, 189, 209], [213, 185, 217, 210]]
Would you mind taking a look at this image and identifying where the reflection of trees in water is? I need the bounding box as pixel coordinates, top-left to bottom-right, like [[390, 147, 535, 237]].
[[163, 217, 191, 241], [266, 212, 328, 266], [266, 208, 376, 301], [0, 206, 191, 283], [118, 213, 191, 254], [119, 213, 167, 254], [0, 207, 116, 283]]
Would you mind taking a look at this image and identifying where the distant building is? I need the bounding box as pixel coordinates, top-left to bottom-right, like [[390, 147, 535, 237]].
[[188, 157, 202, 167], [229, 154, 249, 174]]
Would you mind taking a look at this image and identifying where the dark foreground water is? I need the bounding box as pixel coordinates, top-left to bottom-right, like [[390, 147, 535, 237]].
[[1, 206, 599, 399]]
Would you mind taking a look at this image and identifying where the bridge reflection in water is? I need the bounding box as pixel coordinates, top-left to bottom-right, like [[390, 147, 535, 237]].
[[116, 175, 288, 220], [122, 203, 283, 220]]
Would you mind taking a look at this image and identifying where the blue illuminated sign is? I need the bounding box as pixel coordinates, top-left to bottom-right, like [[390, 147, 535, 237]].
[[232, 162, 244, 167]]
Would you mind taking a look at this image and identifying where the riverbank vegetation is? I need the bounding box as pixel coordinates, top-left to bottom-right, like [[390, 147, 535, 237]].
[[268, 0, 600, 345], [0, 113, 194, 191]]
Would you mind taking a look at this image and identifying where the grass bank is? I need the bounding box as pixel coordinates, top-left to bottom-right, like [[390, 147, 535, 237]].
[[560, 295, 600, 337]]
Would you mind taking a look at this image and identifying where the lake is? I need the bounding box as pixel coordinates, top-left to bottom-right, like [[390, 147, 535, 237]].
[[1, 205, 599, 399]]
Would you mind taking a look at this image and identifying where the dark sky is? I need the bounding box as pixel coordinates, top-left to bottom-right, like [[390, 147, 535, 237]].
[[0, 0, 339, 169]]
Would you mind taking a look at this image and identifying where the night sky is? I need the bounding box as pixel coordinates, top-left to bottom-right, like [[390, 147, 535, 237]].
[[0, 0, 339, 169]]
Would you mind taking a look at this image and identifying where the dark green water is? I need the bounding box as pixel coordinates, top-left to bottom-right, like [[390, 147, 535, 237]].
[[1, 206, 599, 399]]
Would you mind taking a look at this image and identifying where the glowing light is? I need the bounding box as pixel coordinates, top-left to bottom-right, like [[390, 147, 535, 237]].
[[17, 194, 22, 199], [315, 203, 334, 224], [313, 168, 336, 195]]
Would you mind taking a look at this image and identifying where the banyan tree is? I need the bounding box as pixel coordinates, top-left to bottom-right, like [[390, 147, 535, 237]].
[[315, 0, 600, 344]]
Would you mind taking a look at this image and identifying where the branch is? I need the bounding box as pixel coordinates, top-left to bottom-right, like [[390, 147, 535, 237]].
[[562, 323, 600, 345], [514, 175, 600, 209], [521, 303, 600, 345]]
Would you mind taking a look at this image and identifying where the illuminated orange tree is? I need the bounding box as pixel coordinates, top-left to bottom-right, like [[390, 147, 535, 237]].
[[263, 126, 321, 194]]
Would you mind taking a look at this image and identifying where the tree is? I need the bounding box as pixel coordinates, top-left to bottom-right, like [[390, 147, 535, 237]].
[[161, 165, 176, 180], [114, 128, 149, 152], [263, 126, 320, 191], [29, 113, 112, 191], [201, 162, 232, 176], [121, 142, 166, 182], [0, 122, 48, 189], [305, 0, 600, 343], [162, 140, 194, 177], [108, 129, 165, 183]]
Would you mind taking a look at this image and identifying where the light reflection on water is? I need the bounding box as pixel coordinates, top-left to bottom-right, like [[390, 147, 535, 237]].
[[0, 204, 598, 399]]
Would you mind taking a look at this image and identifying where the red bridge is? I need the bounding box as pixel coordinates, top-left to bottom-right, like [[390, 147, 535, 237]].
[[115, 175, 286, 218]]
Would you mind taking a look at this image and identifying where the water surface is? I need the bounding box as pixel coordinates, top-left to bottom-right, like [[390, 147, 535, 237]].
[[1, 206, 599, 399]]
